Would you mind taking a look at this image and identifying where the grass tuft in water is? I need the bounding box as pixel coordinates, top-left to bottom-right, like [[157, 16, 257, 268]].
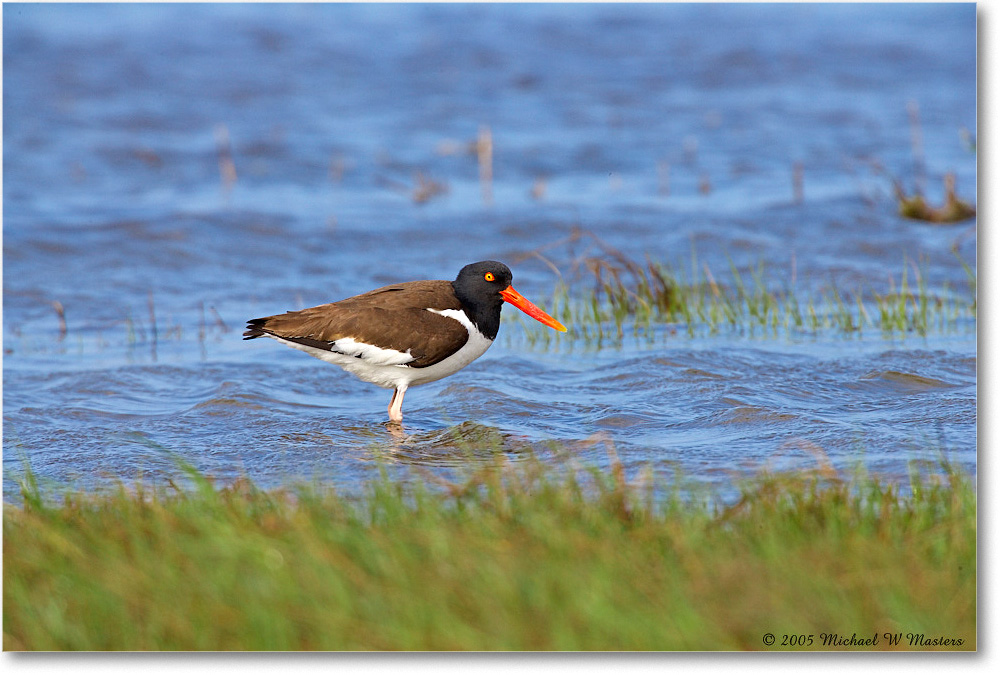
[[512, 249, 976, 348], [3, 454, 975, 651]]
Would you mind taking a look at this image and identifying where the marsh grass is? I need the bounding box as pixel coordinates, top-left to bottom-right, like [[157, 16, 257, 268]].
[[4, 454, 975, 651], [511, 249, 976, 348]]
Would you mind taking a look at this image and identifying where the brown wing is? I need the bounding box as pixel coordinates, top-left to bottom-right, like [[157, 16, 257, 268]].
[[243, 280, 469, 368]]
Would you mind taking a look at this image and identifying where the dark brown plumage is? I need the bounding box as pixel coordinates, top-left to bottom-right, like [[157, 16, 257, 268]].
[[244, 281, 469, 368]]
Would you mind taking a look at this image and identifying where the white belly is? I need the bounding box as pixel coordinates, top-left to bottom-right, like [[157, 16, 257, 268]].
[[267, 308, 494, 390]]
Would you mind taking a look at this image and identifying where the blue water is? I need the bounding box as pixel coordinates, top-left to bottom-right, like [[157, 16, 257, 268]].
[[3, 3, 977, 499]]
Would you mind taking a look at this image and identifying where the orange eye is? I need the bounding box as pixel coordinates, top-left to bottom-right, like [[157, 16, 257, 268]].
[[484, 272, 495, 282]]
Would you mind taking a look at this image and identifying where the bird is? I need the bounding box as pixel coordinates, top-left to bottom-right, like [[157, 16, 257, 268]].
[[243, 261, 567, 423]]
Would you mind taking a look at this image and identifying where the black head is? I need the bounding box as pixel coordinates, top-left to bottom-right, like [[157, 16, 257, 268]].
[[451, 261, 513, 339], [453, 261, 513, 299], [451, 260, 567, 339]]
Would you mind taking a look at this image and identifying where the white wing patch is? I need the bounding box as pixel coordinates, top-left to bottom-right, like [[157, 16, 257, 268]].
[[426, 308, 474, 328], [330, 337, 414, 366]]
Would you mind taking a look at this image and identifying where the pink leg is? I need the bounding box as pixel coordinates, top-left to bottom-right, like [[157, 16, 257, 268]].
[[388, 387, 406, 423]]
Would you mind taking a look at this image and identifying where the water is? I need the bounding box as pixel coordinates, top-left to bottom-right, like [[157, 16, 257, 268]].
[[3, 3, 977, 499]]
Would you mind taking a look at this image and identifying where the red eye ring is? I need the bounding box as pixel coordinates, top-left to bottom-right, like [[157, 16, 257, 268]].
[[484, 272, 495, 282]]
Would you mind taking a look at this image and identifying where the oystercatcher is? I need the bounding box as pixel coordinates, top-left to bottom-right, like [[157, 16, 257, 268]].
[[244, 261, 567, 423]]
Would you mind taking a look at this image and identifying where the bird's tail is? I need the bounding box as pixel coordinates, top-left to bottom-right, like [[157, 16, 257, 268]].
[[243, 317, 270, 340]]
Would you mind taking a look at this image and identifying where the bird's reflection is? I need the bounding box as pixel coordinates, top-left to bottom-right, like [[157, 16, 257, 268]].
[[370, 419, 535, 467]]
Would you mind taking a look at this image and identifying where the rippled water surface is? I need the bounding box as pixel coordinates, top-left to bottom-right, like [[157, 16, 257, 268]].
[[3, 3, 977, 499]]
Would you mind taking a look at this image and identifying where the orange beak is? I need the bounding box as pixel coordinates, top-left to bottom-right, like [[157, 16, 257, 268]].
[[500, 285, 567, 332]]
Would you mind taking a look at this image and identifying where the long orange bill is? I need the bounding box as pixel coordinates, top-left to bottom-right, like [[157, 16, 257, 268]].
[[499, 285, 568, 332]]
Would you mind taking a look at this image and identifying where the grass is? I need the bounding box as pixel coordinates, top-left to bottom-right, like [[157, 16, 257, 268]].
[[4, 454, 976, 651], [511, 248, 976, 349], [10, 244, 974, 360]]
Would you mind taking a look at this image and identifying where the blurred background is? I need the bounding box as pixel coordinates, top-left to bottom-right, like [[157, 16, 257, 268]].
[[2, 3, 977, 497]]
